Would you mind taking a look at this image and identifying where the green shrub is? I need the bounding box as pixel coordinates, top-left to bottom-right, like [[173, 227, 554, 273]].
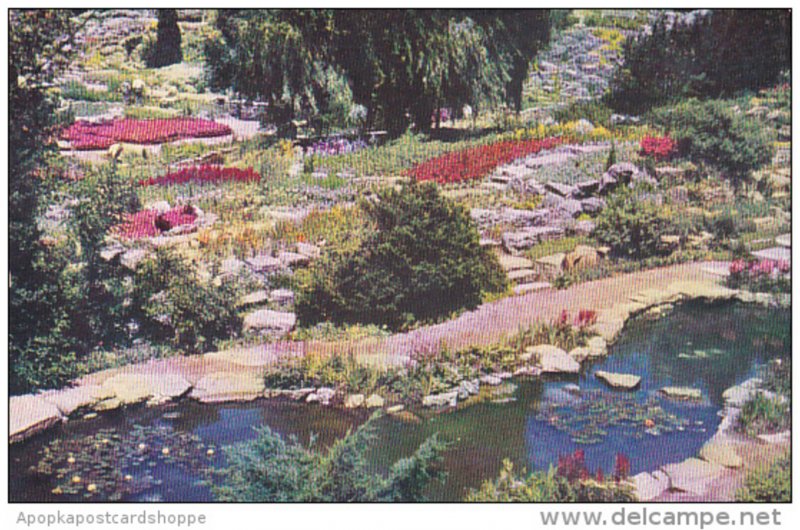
[[212, 412, 446, 502], [593, 186, 674, 259], [552, 100, 613, 128], [649, 99, 774, 184], [737, 393, 790, 437], [465, 459, 636, 502], [296, 182, 507, 330], [133, 250, 242, 353], [735, 454, 791, 502], [263, 352, 390, 395]]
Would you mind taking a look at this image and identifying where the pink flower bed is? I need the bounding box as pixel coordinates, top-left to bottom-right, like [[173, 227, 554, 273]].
[[113, 205, 198, 239], [729, 258, 790, 277], [140, 165, 261, 187], [61, 118, 232, 150]]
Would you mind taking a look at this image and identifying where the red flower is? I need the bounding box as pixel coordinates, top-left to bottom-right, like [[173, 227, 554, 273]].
[[407, 136, 565, 184], [639, 136, 676, 160], [141, 165, 261, 187], [61, 118, 232, 150], [614, 453, 631, 481]]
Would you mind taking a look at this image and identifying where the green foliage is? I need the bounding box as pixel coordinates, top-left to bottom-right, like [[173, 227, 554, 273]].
[[649, 99, 774, 184], [735, 454, 791, 502], [465, 459, 636, 502], [133, 250, 243, 353], [204, 10, 551, 134], [593, 187, 674, 259], [553, 100, 613, 128], [263, 352, 390, 395], [737, 393, 790, 437], [296, 183, 507, 330], [605, 141, 617, 171], [608, 10, 790, 114], [145, 9, 183, 67], [212, 412, 447, 502]]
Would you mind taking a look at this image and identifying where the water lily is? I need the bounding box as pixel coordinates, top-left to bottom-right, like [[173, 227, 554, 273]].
[[71, 475, 81, 484], [161, 447, 170, 456], [87, 484, 97, 492]]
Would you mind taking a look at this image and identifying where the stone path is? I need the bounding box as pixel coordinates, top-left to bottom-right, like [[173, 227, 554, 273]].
[[10, 261, 731, 444]]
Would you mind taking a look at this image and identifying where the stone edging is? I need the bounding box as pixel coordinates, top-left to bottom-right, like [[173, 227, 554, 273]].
[[9, 280, 790, 448]]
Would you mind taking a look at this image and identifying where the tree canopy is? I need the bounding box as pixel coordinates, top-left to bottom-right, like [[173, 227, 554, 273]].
[[203, 9, 552, 135]]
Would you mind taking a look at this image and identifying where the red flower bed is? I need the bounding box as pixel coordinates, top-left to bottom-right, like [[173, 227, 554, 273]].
[[113, 205, 197, 239], [61, 118, 232, 150], [140, 165, 261, 187], [639, 135, 676, 160], [407, 136, 565, 184]]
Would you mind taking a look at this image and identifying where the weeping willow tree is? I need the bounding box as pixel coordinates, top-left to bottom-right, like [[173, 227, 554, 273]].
[[204, 9, 552, 135]]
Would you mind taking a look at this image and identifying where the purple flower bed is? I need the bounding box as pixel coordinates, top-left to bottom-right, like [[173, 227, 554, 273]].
[[307, 137, 369, 157]]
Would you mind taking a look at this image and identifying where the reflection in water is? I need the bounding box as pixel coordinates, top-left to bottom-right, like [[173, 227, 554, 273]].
[[8, 302, 789, 502]]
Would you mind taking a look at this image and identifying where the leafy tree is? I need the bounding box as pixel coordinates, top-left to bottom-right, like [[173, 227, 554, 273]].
[[608, 9, 790, 113], [147, 9, 183, 67], [296, 182, 507, 330], [9, 10, 76, 392], [212, 413, 447, 502], [204, 10, 551, 135]]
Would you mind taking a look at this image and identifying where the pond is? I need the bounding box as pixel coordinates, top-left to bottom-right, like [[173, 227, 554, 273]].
[[9, 301, 790, 502]]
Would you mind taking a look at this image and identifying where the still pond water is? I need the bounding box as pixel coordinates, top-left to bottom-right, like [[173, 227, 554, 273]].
[[9, 301, 790, 502]]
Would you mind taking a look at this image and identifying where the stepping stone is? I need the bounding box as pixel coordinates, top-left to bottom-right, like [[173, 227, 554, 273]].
[[660, 387, 702, 401], [246, 254, 282, 274], [278, 251, 309, 268], [535, 253, 566, 278], [751, 247, 791, 264], [775, 234, 791, 248], [190, 372, 265, 403], [699, 439, 742, 468], [507, 269, 537, 284], [239, 290, 269, 306], [10, 395, 63, 443], [662, 458, 725, 497], [595, 370, 641, 390], [268, 288, 295, 305], [513, 282, 551, 295], [243, 309, 296, 336], [498, 254, 533, 271], [631, 470, 670, 501]]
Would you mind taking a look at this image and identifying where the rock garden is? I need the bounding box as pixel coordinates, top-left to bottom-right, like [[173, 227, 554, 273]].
[[9, 8, 791, 504]]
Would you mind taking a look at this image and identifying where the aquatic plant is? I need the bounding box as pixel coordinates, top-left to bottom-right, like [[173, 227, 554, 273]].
[[33, 425, 215, 501], [536, 390, 690, 445]]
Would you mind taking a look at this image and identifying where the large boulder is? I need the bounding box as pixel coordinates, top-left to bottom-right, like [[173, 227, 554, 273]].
[[365, 394, 385, 408], [344, 394, 365, 409], [544, 181, 578, 198], [527, 345, 580, 374], [579, 197, 606, 214], [595, 370, 641, 390], [563, 245, 600, 271], [574, 179, 601, 198]]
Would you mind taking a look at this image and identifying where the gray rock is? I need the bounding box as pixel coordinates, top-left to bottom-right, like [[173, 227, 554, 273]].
[[120, 249, 149, 270], [246, 254, 283, 274], [580, 197, 606, 214], [278, 251, 310, 268], [570, 219, 596, 236], [631, 470, 670, 501], [543, 193, 583, 218], [365, 394, 385, 408], [456, 380, 480, 399], [480, 374, 503, 386], [502, 226, 565, 254], [239, 290, 269, 307], [595, 371, 641, 390], [268, 288, 295, 305], [221, 257, 246, 276], [527, 345, 580, 373], [295, 242, 321, 259], [545, 181, 578, 198], [243, 309, 296, 336], [422, 390, 459, 408], [574, 179, 601, 198], [344, 394, 365, 408]]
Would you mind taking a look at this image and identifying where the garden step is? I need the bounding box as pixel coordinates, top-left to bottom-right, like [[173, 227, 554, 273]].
[[490, 173, 512, 184], [239, 290, 269, 307], [513, 282, 551, 295], [751, 246, 791, 264], [775, 234, 791, 247], [534, 253, 566, 279], [498, 254, 534, 271], [507, 268, 538, 284]]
